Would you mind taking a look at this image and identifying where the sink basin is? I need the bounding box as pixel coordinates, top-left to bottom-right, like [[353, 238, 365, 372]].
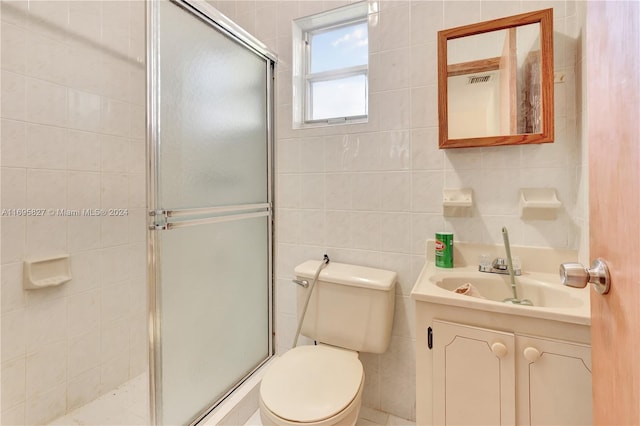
[[432, 271, 583, 309], [411, 241, 590, 324], [412, 264, 590, 325]]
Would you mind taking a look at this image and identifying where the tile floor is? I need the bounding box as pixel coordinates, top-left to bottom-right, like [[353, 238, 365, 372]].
[[244, 406, 415, 426], [46, 373, 414, 426]]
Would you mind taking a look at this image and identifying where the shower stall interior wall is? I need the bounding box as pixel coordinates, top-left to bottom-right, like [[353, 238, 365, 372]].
[[2, 1, 275, 425], [1, 1, 147, 425]]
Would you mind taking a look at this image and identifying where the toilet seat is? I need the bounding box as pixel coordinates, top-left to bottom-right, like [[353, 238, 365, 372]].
[[260, 345, 364, 423]]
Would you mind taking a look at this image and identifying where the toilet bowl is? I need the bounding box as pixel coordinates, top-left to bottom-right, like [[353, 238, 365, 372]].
[[259, 345, 364, 426], [259, 261, 397, 426]]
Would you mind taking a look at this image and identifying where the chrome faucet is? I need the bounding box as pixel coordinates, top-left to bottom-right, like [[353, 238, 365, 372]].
[[478, 227, 522, 276], [479, 227, 532, 305], [479, 257, 522, 275]]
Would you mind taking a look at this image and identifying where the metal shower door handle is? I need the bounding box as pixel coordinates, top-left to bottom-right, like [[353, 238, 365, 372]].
[[560, 258, 611, 294]]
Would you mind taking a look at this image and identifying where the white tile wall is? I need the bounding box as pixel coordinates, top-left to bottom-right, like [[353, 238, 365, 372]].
[[0, 0, 587, 424], [209, 0, 586, 421], [0, 1, 147, 424], [574, 0, 588, 265]]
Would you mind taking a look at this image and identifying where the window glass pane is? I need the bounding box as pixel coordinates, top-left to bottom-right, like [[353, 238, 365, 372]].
[[310, 21, 368, 74], [311, 74, 367, 120]]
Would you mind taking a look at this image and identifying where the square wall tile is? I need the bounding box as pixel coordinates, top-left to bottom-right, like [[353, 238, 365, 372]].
[[67, 130, 102, 172], [380, 131, 410, 171], [68, 330, 101, 379], [1, 70, 26, 121], [1, 22, 27, 73], [1, 403, 26, 426], [25, 297, 67, 353], [1, 217, 26, 264], [26, 124, 67, 170], [68, 217, 101, 252], [2, 356, 26, 409], [25, 383, 66, 425], [26, 215, 68, 258], [1, 167, 26, 209], [68, 290, 100, 338], [380, 172, 411, 211], [325, 210, 352, 248], [25, 77, 67, 127], [25, 31, 69, 86], [1, 119, 27, 167], [1, 262, 25, 313], [67, 367, 101, 411], [376, 5, 411, 52], [25, 341, 67, 400], [101, 319, 131, 387], [443, 1, 482, 28], [26, 169, 66, 209], [100, 352, 130, 394]]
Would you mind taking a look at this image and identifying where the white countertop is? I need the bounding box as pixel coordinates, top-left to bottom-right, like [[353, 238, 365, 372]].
[[411, 260, 591, 326]]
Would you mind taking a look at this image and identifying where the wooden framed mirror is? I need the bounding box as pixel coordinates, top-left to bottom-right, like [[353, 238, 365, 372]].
[[438, 9, 554, 149]]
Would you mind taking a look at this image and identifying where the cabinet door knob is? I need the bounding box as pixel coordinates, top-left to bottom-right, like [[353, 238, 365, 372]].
[[523, 346, 541, 362], [491, 342, 508, 358]]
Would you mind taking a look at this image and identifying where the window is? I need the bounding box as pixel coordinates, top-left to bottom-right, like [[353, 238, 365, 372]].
[[293, 2, 369, 126]]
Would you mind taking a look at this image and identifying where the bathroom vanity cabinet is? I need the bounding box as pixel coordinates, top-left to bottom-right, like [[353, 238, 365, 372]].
[[412, 242, 592, 425], [515, 333, 592, 425], [415, 302, 592, 426], [432, 320, 515, 425]]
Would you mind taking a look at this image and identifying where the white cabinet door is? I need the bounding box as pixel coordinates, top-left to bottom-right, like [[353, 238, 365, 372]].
[[433, 320, 516, 426], [516, 334, 592, 426]]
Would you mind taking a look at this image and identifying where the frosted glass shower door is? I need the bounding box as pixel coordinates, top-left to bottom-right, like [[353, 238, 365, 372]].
[[149, 1, 274, 425]]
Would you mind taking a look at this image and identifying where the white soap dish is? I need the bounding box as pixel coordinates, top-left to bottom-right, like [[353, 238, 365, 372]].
[[23, 255, 72, 290], [520, 188, 561, 220], [443, 188, 473, 217], [443, 188, 473, 207]]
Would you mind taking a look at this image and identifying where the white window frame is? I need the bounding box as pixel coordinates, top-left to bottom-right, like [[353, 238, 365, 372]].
[[292, 1, 370, 128]]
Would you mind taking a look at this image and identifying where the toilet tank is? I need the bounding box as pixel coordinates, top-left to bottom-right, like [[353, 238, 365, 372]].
[[294, 260, 396, 354]]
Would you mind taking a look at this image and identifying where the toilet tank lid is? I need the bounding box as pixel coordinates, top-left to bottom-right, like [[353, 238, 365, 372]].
[[295, 260, 397, 291]]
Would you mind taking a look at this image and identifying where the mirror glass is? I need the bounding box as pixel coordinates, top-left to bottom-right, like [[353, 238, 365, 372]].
[[447, 23, 541, 139], [438, 9, 553, 148]]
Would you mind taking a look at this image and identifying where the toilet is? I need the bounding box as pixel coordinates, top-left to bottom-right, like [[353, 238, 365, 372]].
[[260, 260, 397, 426]]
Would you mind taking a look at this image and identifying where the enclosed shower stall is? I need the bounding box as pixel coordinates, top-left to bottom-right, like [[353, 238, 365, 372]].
[[148, 1, 275, 424], [0, 0, 275, 424]]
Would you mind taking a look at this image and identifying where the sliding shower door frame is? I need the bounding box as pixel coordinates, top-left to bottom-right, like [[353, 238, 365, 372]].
[[146, 1, 277, 424]]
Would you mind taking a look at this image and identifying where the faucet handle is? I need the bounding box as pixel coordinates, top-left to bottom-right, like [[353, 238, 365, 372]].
[[478, 256, 522, 275], [512, 256, 522, 271], [492, 258, 508, 270]]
